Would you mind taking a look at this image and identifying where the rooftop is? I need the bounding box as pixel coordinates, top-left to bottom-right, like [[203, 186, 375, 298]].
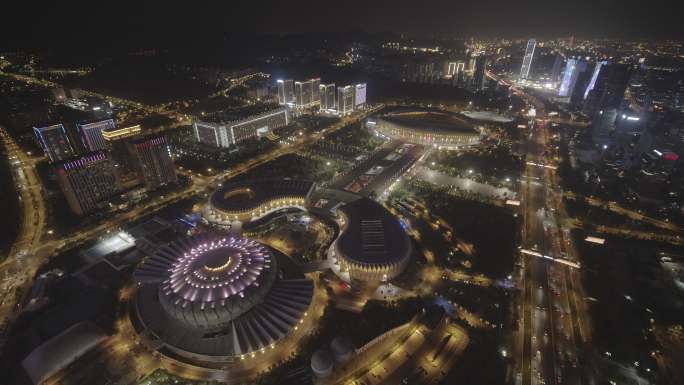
[[210, 179, 314, 213], [336, 198, 411, 265], [378, 109, 477, 134]]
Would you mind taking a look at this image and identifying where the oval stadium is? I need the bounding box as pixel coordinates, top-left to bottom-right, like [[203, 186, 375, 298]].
[[329, 198, 411, 283], [203, 179, 315, 227], [368, 108, 481, 148]]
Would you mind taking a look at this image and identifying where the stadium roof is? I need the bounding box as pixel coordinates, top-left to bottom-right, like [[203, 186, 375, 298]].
[[210, 179, 313, 213], [133, 233, 314, 358], [336, 198, 410, 265], [22, 321, 106, 385], [379, 110, 477, 134]]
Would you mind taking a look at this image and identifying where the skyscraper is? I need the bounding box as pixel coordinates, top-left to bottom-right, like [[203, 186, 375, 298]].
[[337, 86, 355, 116], [320, 83, 336, 111], [473, 55, 487, 91], [354, 83, 367, 108], [77, 118, 116, 152], [585, 64, 631, 112], [33, 124, 74, 163], [294, 78, 321, 109], [54, 151, 121, 215], [520, 39, 536, 80], [277, 79, 295, 105], [558, 59, 588, 97], [128, 135, 178, 190], [570, 64, 594, 108], [454, 62, 466, 87], [583, 61, 607, 100], [102, 124, 142, 180], [551, 54, 563, 85], [585, 64, 632, 144]]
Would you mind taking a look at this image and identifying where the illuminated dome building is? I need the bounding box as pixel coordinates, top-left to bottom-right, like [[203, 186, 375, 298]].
[[203, 179, 314, 227], [132, 234, 313, 363], [329, 198, 411, 283], [369, 109, 481, 149]]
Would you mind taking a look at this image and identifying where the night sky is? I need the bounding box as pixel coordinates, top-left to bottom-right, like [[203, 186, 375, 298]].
[[3, 0, 683, 50]]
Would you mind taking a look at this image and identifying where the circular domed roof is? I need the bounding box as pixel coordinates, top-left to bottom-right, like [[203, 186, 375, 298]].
[[135, 235, 277, 330], [133, 234, 315, 360], [162, 237, 271, 304]]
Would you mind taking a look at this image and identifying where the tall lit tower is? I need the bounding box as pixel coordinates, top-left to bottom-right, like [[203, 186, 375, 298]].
[[473, 55, 487, 91], [54, 151, 121, 215], [551, 54, 563, 85], [337, 85, 355, 116], [558, 58, 588, 97], [319, 83, 336, 111], [128, 135, 177, 190], [277, 79, 295, 105], [583, 61, 608, 100], [294, 78, 321, 109], [33, 124, 74, 163], [77, 118, 116, 152], [520, 39, 536, 80]]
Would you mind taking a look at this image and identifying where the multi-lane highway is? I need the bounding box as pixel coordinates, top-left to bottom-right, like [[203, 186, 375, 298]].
[[0, 125, 49, 331], [514, 84, 591, 385]]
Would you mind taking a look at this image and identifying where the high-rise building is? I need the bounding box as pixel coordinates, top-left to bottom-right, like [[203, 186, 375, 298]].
[[520, 39, 536, 80], [192, 108, 289, 148], [453, 62, 466, 87], [444, 62, 464, 80], [33, 124, 75, 163], [585, 64, 631, 114], [570, 63, 595, 108], [592, 109, 618, 145], [54, 151, 121, 215], [456, 62, 465, 77], [467, 53, 476, 73], [558, 59, 588, 97], [102, 124, 142, 179], [586, 64, 632, 145], [551, 54, 563, 85], [473, 55, 487, 91], [445, 62, 457, 79], [77, 118, 117, 152], [102, 124, 142, 142], [337, 86, 355, 116], [354, 83, 367, 108], [277, 79, 295, 105], [128, 135, 178, 190], [320, 83, 336, 111], [583, 61, 607, 100], [294, 78, 321, 109]]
